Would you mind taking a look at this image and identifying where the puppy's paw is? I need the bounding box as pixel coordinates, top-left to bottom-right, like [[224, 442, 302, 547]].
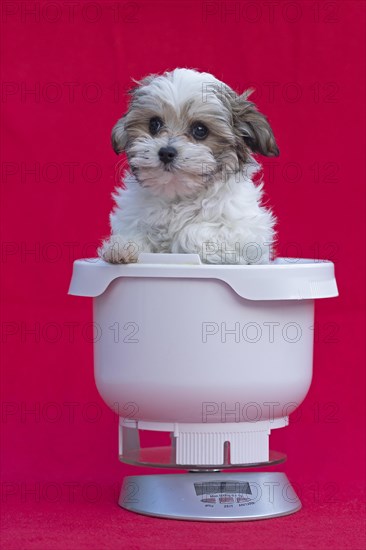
[[98, 235, 140, 264]]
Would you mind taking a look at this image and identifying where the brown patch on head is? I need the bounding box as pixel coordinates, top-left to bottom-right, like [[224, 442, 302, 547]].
[[205, 84, 279, 163], [229, 91, 279, 160], [234, 96, 279, 157]]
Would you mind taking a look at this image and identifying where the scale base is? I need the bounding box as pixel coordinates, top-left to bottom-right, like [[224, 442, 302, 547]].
[[119, 472, 301, 521]]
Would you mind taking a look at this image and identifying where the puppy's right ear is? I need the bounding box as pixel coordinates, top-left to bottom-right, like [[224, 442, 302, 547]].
[[111, 115, 128, 154]]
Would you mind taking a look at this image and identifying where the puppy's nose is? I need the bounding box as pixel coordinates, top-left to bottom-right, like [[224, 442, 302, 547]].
[[158, 146, 177, 164]]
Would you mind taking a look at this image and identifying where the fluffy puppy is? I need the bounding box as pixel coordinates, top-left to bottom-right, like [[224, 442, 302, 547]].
[[98, 68, 279, 264]]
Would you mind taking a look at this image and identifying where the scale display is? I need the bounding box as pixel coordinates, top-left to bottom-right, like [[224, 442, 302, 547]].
[[194, 481, 253, 505], [194, 481, 252, 496]]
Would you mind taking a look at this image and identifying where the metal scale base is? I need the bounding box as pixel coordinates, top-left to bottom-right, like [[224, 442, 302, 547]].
[[118, 445, 301, 521], [119, 471, 301, 521]]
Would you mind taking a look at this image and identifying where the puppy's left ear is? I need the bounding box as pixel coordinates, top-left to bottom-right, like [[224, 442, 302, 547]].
[[111, 115, 128, 154], [235, 92, 279, 157]]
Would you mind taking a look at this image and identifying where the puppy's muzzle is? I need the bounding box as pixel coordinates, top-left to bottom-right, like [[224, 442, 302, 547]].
[[158, 146, 177, 165]]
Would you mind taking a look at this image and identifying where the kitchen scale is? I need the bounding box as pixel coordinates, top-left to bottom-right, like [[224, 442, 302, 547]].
[[118, 422, 301, 521]]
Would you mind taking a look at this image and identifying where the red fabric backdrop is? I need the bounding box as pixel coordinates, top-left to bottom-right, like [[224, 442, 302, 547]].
[[1, 1, 365, 548]]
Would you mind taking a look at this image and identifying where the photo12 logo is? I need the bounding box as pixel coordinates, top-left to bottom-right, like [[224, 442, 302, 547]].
[[202, 321, 302, 344], [1, 2, 141, 24]]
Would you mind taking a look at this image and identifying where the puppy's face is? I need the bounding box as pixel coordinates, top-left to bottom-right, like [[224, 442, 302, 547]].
[[112, 69, 279, 199]]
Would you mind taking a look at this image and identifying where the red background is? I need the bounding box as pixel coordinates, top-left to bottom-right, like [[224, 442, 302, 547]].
[[1, 1, 365, 548]]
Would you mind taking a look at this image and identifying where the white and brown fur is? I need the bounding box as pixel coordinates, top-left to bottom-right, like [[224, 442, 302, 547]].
[[98, 68, 279, 264]]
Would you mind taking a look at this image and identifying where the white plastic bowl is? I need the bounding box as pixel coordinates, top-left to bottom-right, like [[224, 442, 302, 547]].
[[69, 253, 338, 465]]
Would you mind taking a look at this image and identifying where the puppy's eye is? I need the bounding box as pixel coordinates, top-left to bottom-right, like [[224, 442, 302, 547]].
[[191, 122, 209, 140], [149, 117, 163, 136]]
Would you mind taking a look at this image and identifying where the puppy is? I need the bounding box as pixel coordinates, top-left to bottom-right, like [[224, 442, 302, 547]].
[[98, 68, 279, 265]]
